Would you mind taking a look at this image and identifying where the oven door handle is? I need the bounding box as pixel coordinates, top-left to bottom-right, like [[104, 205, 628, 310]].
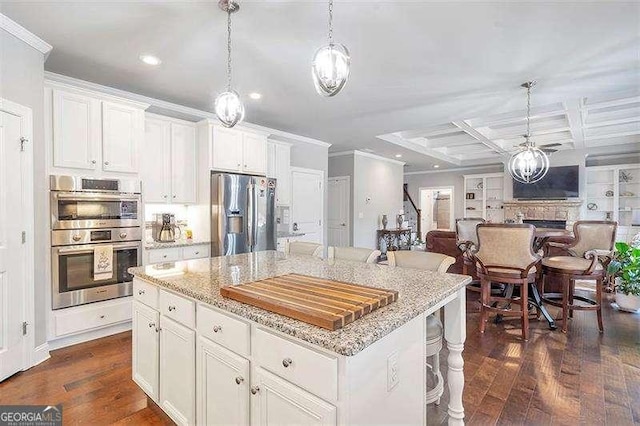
[[56, 242, 141, 254], [53, 192, 141, 202]]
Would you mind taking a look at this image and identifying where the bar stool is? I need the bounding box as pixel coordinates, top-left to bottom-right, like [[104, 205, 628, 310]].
[[541, 221, 617, 333], [388, 250, 455, 405], [473, 224, 541, 341], [455, 217, 485, 288]]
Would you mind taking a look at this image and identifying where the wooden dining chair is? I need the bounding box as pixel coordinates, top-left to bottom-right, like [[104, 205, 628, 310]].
[[473, 224, 541, 341], [327, 246, 381, 263], [541, 220, 617, 333]]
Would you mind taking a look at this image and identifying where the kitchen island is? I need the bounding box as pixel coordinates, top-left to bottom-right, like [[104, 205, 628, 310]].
[[129, 251, 470, 425]]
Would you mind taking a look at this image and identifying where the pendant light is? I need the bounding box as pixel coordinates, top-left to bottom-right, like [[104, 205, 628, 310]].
[[508, 81, 550, 184], [312, 0, 351, 97], [214, 0, 245, 128]]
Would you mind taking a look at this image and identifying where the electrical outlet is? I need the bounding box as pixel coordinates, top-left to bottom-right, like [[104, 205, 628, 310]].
[[387, 351, 399, 391]]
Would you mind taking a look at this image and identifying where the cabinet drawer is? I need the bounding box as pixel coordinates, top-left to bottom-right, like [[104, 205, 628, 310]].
[[133, 279, 159, 309], [149, 248, 181, 263], [159, 290, 195, 329], [253, 327, 338, 401], [54, 298, 132, 337], [182, 245, 209, 260], [198, 305, 250, 357]]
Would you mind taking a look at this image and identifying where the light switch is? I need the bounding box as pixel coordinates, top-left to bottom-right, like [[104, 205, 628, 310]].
[[358, 212, 364, 219]]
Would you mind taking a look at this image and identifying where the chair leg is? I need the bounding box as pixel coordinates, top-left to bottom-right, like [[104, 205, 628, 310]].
[[568, 279, 575, 319], [479, 278, 489, 334], [596, 277, 604, 333], [521, 280, 529, 341], [561, 275, 570, 333]]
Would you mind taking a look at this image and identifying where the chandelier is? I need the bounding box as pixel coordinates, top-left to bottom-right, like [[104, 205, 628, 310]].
[[508, 81, 549, 184], [214, 0, 245, 128], [312, 0, 351, 97]]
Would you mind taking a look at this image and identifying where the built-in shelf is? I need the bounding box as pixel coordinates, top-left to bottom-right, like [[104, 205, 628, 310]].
[[463, 173, 504, 222]]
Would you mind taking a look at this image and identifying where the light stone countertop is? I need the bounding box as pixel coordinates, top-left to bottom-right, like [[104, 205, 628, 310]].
[[144, 239, 211, 250], [128, 251, 471, 356]]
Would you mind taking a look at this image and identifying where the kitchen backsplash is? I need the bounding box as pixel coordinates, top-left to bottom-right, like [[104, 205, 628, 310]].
[[144, 203, 209, 242]]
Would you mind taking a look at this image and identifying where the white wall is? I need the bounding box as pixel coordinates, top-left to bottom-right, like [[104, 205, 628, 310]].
[[0, 29, 47, 346], [352, 152, 404, 249]]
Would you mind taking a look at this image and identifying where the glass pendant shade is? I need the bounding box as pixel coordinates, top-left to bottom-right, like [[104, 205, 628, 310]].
[[508, 145, 549, 184], [215, 90, 244, 128], [312, 43, 350, 97]]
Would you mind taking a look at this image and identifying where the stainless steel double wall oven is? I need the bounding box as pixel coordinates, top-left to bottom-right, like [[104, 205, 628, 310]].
[[50, 175, 142, 309]]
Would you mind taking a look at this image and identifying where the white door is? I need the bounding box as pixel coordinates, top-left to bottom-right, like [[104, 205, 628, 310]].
[[328, 177, 350, 246], [102, 101, 142, 173], [274, 144, 291, 206], [142, 118, 171, 203], [251, 367, 336, 426], [0, 100, 32, 381], [160, 316, 196, 426], [132, 301, 159, 401], [212, 126, 242, 172], [197, 337, 250, 426], [242, 133, 267, 175], [291, 168, 324, 244], [52, 89, 100, 170], [171, 123, 197, 204]]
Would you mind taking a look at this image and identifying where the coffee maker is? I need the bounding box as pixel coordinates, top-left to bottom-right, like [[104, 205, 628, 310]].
[[152, 213, 181, 242]]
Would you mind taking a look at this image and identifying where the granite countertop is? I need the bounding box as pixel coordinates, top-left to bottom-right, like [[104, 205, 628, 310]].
[[144, 239, 210, 250], [128, 251, 470, 356]]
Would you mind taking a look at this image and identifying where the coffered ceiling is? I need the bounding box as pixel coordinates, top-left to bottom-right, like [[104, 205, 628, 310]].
[[2, 1, 639, 171]]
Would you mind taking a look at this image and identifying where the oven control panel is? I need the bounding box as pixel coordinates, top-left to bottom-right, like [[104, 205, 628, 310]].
[[51, 227, 142, 246]]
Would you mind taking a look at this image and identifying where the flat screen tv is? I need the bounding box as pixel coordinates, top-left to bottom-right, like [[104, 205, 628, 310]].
[[512, 165, 579, 199]]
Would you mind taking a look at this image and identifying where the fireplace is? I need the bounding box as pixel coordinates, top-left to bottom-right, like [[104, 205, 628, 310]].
[[523, 219, 567, 229]]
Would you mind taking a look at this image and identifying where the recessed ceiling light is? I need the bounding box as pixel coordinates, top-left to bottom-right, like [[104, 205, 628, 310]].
[[433, 164, 440, 168], [395, 154, 402, 158], [139, 55, 161, 66], [248, 92, 262, 100]]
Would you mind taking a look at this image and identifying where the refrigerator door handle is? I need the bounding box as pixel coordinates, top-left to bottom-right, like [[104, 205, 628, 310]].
[[246, 183, 254, 249]]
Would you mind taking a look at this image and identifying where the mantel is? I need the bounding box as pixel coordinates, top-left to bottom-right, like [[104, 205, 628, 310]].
[[503, 199, 583, 207], [503, 199, 583, 230]]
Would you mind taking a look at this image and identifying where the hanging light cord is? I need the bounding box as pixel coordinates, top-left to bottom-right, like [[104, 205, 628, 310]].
[[328, 0, 333, 46], [226, 7, 232, 91], [525, 83, 532, 147]]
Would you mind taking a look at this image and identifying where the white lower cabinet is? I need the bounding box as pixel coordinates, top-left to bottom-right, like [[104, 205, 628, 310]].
[[197, 337, 250, 425], [251, 367, 337, 426], [132, 301, 160, 401], [159, 315, 196, 426]]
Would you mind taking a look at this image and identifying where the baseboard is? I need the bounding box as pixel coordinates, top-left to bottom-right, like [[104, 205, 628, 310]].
[[47, 321, 132, 351], [32, 342, 51, 366]]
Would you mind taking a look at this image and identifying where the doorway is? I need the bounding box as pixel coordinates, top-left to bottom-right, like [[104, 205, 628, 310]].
[[419, 186, 454, 233], [290, 167, 325, 244], [328, 176, 350, 246]]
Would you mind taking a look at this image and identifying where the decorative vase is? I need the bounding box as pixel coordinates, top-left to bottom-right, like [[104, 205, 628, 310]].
[[382, 215, 388, 230], [396, 214, 403, 229]]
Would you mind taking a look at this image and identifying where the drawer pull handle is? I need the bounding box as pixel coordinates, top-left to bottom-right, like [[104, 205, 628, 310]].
[[148, 322, 155, 328], [213, 325, 222, 333], [282, 358, 293, 368], [138, 289, 145, 295], [168, 306, 176, 311], [250, 386, 260, 395], [235, 376, 244, 385]]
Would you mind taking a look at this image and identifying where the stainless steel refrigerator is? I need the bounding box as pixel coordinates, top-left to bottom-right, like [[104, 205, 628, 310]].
[[211, 172, 277, 256]]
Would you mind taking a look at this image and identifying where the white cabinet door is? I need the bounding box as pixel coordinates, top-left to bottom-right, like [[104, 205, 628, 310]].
[[143, 118, 171, 203], [171, 123, 197, 204], [275, 143, 291, 205], [160, 315, 196, 426], [197, 337, 250, 426], [52, 89, 100, 170], [242, 133, 267, 175], [212, 126, 242, 172], [102, 101, 142, 173], [132, 301, 160, 402], [251, 367, 336, 426]]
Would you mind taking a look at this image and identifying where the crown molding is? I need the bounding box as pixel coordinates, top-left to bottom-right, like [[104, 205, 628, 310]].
[[328, 150, 355, 158], [44, 71, 331, 148], [353, 150, 406, 166], [404, 164, 503, 176], [1, 13, 52, 58]]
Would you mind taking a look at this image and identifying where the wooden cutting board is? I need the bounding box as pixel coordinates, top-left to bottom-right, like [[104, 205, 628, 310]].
[[220, 273, 398, 330]]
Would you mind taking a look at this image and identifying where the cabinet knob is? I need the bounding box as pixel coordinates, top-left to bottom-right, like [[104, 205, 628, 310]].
[[148, 322, 155, 328], [120, 232, 128, 238], [99, 315, 105, 319], [91, 160, 97, 164], [213, 325, 222, 333], [244, 164, 247, 168], [250, 386, 260, 395], [163, 195, 168, 199], [163, 255, 167, 258], [72, 235, 82, 241], [104, 161, 110, 165], [138, 289, 145, 295], [168, 305, 176, 311], [194, 251, 200, 255], [282, 358, 293, 368], [172, 195, 176, 199], [235, 376, 244, 385], [237, 163, 241, 167]]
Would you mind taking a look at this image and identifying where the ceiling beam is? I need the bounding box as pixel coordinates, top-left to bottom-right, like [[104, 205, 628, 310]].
[[452, 120, 510, 157], [377, 133, 462, 166], [564, 99, 585, 149], [399, 124, 459, 139]]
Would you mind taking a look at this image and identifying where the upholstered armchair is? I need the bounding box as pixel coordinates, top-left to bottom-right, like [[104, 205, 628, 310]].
[[285, 241, 324, 258], [327, 246, 381, 264]]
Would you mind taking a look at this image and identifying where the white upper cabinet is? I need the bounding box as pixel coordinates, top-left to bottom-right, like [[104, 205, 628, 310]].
[[102, 101, 143, 173], [242, 132, 267, 175], [143, 114, 197, 204], [52, 90, 101, 170], [266, 141, 292, 206], [49, 85, 148, 175], [212, 126, 243, 172]]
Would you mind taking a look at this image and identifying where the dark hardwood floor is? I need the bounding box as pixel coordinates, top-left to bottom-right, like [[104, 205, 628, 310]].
[[1, 291, 638, 425]]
